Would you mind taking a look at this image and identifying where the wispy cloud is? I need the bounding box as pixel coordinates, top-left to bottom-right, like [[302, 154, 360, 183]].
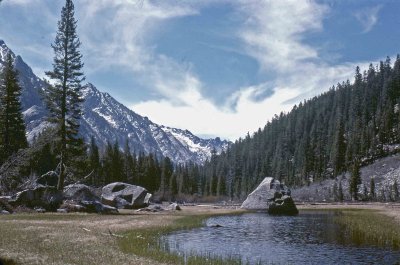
[[2, 0, 37, 6], [354, 5, 382, 33], [130, 0, 373, 140], [0, 0, 378, 141], [237, 0, 327, 72]]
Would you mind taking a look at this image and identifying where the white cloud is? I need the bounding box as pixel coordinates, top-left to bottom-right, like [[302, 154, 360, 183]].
[[2, 0, 37, 5], [130, 0, 370, 140], [1, 0, 378, 141], [133, 84, 299, 141], [354, 5, 382, 33], [78, 0, 198, 74], [237, 0, 328, 72]]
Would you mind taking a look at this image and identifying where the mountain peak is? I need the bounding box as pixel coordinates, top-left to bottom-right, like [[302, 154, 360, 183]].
[[0, 40, 16, 63], [5, 41, 229, 164]]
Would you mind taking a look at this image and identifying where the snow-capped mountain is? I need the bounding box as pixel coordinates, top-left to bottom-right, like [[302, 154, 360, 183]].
[[0, 40, 230, 164]]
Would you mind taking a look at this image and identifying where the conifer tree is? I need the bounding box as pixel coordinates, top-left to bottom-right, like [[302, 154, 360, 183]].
[[338, 181, 344, 202], [0, 53, 28, 164], [88, 136, 100, 185], [370, 177, 376, 200], [350, 159, 362, 200], [44, 0, 85, 190], [123, 139, 135, 183]]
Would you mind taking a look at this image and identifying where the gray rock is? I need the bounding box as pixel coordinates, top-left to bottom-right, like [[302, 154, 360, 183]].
[[35, 207, 46, 213], [144, 193, 152, 204], [57, 208, 68, 213], [80, 200, 118, 214], [59, 197, 118, 214], [241, 177, 298, 215], [0, 210, 10, 215], [36, 171, 58, 187], [167, 203, 181, 211], [63, 184, 99, 202], [268, 195, 298, 216], [101, 182, 150, 209], [59, 201, 87, 213], [9, 186, 63, 211], [241, 177, 280, 210], [137, 204, 164, 212]]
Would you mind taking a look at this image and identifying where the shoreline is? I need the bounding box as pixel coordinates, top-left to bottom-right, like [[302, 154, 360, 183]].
[[1, 203, 400, 264]]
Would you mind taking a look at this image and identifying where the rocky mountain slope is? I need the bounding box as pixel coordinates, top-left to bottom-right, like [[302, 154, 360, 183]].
[[0, 40, 230, 164], [292, 151, 400, 202]]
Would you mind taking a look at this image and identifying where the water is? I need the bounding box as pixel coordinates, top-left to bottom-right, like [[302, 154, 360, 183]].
[[161, 211, 400, 264]]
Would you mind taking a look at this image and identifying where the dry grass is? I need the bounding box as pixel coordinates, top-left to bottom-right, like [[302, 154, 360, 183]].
[[0, 206, 242, 265]]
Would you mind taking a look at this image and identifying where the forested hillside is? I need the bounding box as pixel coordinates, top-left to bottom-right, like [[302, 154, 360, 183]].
[[185, 56, 400, 200]]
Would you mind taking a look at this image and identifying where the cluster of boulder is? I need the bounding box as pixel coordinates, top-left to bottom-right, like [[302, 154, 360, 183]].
[[241, 177, 299, 216], [0, 171, 155, 214]]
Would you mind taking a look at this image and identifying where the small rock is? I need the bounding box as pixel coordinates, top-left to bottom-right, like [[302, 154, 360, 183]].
[[59, 201, 87, 213], [0, 210, 10, 215], [57, 208, 68, 213], [80, 200, 118, 214], [144, 193, 152, 204], [167, 203, 181, 211], [35, 207, 46, 213], [209, 224, 223, 228], [148, 204, 165, 212]]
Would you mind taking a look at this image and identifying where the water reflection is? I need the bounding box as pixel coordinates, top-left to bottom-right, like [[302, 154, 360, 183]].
[[161, 211, 400, 264]]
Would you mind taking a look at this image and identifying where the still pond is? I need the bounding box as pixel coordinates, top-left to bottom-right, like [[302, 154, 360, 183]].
[[160, 211, 400, 264]]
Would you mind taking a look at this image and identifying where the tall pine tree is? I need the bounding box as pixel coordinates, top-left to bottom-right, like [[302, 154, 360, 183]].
[[349, 159, 362, 200], [0, 53, 28, 164], [44, 0, 85, 190]]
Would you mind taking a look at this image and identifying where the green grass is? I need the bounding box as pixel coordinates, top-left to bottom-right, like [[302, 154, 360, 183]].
[[334, 209, 400, 250], [118, 214, 249, 265]]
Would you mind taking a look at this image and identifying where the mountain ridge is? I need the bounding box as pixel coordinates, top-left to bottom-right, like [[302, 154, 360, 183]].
[[0, 40, 230, 164]]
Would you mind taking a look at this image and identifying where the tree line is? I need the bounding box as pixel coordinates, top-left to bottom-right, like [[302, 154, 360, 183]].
[[1, 0, 400, 202], [185, 57, 400, 201]]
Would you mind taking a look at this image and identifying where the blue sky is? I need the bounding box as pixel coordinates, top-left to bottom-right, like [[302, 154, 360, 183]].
[[1, 0, 400, 140]]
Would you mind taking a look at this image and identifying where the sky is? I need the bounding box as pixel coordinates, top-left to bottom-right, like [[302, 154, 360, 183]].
[[1, 0, 400, 141]]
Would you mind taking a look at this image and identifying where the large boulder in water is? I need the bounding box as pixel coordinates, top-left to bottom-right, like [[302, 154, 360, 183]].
[[9, 186, 63, 211], [241, 177, 298, 215], [268, 195, 299, 216], [101, 182, 151, 209], [241, 177, 286, 210]]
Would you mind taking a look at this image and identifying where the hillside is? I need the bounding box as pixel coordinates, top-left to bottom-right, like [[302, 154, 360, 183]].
[[188, 56, 400, 200], [292, 153, 400, 202]]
